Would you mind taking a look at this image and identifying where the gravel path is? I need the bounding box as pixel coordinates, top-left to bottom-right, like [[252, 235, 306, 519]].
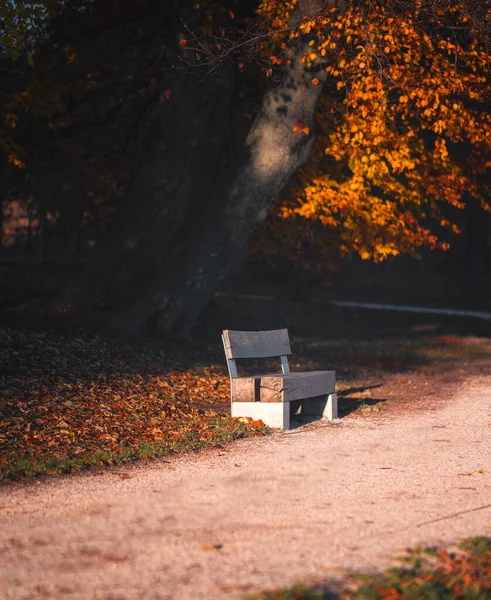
[[1, 377, 490, 600]]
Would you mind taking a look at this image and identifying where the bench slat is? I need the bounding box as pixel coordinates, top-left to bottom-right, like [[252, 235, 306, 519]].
[[231, 371, 335, 403], [222, 329, 292, 359]]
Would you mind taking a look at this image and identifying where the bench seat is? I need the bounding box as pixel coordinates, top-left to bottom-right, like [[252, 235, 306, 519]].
[[231, 371, 335, 403]]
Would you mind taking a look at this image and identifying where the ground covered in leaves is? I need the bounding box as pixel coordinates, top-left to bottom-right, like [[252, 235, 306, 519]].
[[0, 328, 266, 480], [247, 537, 491, 599]]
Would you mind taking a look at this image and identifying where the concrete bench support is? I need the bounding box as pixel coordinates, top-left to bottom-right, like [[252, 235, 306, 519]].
[[300, 393, 338, 421], [231, 401, 290, 429]]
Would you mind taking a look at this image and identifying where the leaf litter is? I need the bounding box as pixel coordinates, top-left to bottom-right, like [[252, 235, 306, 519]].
[[246, 537, 491, 599], [0, 328, 266, 481]]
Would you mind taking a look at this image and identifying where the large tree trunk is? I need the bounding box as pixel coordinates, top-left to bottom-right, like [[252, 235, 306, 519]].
[[62, 0, 340, 336], [109, 0, 338, 336]]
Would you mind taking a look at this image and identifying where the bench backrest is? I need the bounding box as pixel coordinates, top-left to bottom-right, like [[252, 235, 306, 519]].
[[222, 329, 291, 378]]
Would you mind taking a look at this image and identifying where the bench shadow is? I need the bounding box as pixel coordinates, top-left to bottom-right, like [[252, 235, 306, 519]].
[[338, 396, 387, 418], [288, 384, 386, 428], [289, 413, 329, 429], [337, 384, 387, 417], [338, 384, 383, 396]]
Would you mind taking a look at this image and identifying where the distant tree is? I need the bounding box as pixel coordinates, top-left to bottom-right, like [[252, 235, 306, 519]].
[[0, 0, 48, 61]]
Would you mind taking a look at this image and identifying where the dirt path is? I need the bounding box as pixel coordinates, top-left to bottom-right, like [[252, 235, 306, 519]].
[[1, 377, 490, 600]]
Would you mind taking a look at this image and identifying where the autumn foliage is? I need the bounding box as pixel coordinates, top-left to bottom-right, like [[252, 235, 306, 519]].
[[351, 539, 491, 600], [0, 329, 266, 480], [2, 0, 490, 270], [253, 0, 490, 262], [248, 537, 491, 599]]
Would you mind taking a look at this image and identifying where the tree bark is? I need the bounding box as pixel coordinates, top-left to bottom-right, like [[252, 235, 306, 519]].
[[61, 0, 342, 337], [110, 0, 339, 336]]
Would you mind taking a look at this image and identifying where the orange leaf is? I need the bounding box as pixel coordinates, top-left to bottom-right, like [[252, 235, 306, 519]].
[[179, 39, 187, 45], [294, 121, 310, 135], [201, 543, 223, 551], [312, 77, 320, 86]]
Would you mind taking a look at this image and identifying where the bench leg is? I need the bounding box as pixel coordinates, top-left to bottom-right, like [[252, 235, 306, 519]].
[[326, 393, 338, 420], [231, 401, 290, 429], [301, 393, 338, 420]]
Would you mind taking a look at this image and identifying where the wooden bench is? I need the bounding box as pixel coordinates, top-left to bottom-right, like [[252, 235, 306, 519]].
[[222, 329, 337, 429]]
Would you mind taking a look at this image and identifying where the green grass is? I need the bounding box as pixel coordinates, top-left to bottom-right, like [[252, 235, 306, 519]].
[[1, 416, 268, 481], [245, 538, 491, 600]]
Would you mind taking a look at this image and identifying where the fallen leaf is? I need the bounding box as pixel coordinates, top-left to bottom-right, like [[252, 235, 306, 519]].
[[200, 542, 223, 551]]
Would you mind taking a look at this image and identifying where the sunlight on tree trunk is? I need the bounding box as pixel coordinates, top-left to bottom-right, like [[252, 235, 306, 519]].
[[110, 0, 344, 336]]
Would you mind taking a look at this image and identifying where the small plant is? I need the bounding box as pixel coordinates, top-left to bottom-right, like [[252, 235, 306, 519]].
[[246, 538, 491, 600], [353, 540, 491, 599], [358, 402, 382, 412]]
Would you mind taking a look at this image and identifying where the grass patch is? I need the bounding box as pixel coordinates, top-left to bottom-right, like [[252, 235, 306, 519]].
[[1, 415, 265, 480], [245, 537, 491, 599]]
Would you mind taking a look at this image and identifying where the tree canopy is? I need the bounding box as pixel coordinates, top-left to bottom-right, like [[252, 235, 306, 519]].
[[250, 0, 490, 261], [1, 0, 490, 334]]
